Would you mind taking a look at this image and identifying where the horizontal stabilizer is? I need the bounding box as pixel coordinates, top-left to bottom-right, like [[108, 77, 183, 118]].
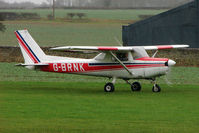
[[15, 63, 49, 67]]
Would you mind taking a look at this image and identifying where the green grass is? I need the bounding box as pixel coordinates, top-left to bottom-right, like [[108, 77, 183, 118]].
[[0, 81, 199, 133], [0, 21, 122, 46], [0, 9, 166, 20], [0, 63, 199, 132]]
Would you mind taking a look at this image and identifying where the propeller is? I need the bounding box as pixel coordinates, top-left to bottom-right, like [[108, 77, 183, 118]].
[[165, 69, 172, 86], [164, 59, 176, 86]]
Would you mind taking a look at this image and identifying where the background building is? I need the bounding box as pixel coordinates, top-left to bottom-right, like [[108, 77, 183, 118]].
[[122, 0, 199, 48]]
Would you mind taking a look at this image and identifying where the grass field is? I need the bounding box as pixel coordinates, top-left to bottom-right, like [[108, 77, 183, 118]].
[[0, 21, 122, 47], [0, 63, 199, 132], [0, 82, 199, 133], [0, 9, 165, 47]]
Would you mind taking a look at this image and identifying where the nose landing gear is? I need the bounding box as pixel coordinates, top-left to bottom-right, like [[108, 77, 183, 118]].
[[151, 79, 161, 92], [152, 84, 161, 92]]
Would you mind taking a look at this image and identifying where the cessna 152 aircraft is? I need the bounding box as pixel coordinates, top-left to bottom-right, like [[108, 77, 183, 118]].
[[15, 30, 189, 93]]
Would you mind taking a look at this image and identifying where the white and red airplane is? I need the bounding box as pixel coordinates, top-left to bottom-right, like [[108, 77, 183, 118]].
[[15, 30, 189, 92]]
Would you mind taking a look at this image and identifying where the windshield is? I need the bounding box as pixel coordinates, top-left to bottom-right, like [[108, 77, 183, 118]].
[[132, 47, 149, 59]]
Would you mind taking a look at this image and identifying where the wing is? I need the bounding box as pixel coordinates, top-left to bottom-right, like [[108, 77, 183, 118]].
[[50, 44, 189, 52], [50, 46, 130, 51]]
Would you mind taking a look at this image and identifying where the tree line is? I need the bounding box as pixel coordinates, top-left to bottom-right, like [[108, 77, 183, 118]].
[[0, 0, 38, 9], [43, 0, 193, 9], [0, 0, 192, 9]]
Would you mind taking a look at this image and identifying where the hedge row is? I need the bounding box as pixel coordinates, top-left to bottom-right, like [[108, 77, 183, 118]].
[[0, 12, 41, 20]]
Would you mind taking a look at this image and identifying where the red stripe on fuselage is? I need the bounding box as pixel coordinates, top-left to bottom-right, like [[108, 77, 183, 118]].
[[15, 32, 38, 63], [40, 63, 165, 73]]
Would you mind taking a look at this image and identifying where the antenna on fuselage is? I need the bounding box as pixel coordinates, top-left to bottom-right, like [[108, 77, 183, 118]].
[[114, 37, 123, 46]]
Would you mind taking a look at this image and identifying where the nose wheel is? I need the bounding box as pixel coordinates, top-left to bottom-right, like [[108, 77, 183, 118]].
[[151, 79, 161, 92], [152, 84, 161, 92]]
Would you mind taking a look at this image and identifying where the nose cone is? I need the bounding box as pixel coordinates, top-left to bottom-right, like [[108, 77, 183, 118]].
[[168, 59, 176, 66]]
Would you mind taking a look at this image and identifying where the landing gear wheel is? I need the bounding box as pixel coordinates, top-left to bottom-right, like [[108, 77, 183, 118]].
[[131, 82, 141, 91], [104, 82, 115, 92], [152, 84, 161, 92]]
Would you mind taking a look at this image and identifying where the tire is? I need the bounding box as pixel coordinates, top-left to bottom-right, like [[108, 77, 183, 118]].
[[131, 82, 141, 91], [104, 83, 115, 92], [152, 84, 161, 92]]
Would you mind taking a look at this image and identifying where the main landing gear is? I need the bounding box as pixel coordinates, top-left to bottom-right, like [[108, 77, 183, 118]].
[[125, 80, 142, 92], [104, 77, 116, 92], [104, 78, 161, 93], [104, 83, 115, 92]]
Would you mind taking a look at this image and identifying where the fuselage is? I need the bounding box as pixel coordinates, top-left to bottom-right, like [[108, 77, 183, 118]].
[[39, 55, 171, 79]]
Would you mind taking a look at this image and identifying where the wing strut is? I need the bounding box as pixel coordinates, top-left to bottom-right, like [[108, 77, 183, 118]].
[[152, 50, 158, 58], [109, 51, 133, 75]]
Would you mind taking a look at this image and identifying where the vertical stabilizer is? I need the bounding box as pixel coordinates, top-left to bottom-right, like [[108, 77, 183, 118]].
[[15, 30, 47, 64]]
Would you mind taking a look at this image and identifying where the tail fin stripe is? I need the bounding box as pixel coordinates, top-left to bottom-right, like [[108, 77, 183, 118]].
[[15, 32, 37, 63], [15, 31, 38, 63], [17, 39, 36, 63], [16, 31, 40, 63]]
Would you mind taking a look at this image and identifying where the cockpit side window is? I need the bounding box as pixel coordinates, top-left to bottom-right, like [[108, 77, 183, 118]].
[[111, 52, 128, 61], [116, 53, 128, 61]]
